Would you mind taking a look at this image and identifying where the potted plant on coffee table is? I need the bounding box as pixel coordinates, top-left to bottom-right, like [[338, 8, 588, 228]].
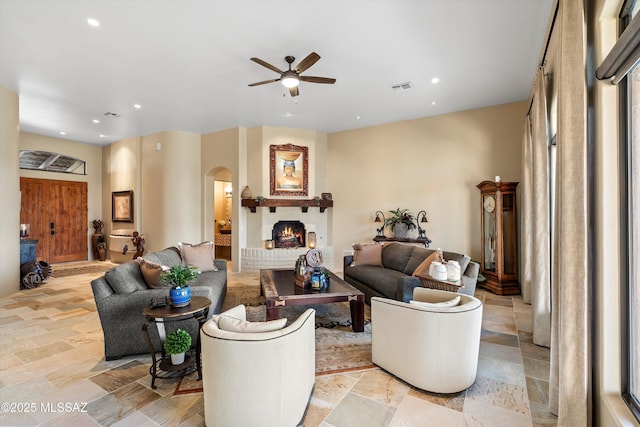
[[161, 265, 200, 307], [385, 208, 417, 239], [164, 328, 192, 365]]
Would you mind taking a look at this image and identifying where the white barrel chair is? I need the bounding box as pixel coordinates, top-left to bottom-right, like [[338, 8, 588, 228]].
[[371, 287, 483, 393], [200, 304, 315, 427]]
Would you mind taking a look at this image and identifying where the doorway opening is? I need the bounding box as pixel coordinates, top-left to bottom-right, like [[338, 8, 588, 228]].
[[213, 169, 232, 261]]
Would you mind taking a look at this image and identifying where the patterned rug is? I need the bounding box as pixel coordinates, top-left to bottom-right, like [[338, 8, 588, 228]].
[[174, 283, 375, 395]]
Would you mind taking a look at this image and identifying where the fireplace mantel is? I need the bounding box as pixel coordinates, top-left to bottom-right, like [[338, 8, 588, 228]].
[[241, 198, 333, 213]]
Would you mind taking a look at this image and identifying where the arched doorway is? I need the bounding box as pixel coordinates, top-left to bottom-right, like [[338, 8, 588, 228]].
[[204, 167, 236, 261]]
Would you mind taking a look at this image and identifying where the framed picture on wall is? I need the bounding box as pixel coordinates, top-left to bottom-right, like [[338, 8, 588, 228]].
[[112, 190, 134, 222], [270, 143, 308, 196]]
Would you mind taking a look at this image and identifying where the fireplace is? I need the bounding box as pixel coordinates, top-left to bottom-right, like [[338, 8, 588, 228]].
[[272, 221, 306, 248]]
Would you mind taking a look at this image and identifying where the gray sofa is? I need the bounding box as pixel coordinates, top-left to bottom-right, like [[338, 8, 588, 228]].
[[91, 247, 227, 360], [343, 242, 479, 303]]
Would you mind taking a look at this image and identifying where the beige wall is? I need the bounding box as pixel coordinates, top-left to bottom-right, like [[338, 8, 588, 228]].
[[327, 101, 527, 268], [102, 137, 139, 238], [19, 132, 103, 260], [0, 86, 20, 297], [140, 131, 201, 252]]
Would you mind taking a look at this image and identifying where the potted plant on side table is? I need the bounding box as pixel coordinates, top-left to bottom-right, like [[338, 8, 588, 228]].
[[161, 265, 200, 307], [385, 208, 417, 239], [164, 328, 192, 365]]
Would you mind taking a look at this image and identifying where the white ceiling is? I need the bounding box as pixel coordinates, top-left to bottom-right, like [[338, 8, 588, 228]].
[[0, 0, 554, 146]]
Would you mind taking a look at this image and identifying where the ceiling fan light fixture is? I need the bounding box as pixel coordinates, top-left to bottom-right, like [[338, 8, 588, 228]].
[[281, 71, 300, 88]]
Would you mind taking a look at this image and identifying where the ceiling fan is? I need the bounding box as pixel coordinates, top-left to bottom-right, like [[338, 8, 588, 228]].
[[248, 52, 336, 97]]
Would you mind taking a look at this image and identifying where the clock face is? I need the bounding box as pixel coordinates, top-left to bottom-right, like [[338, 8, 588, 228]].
[[305, 249, 323, 267], [483, 195, 496, 213]]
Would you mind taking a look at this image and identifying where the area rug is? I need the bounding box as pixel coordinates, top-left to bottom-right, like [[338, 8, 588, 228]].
[[174, 280, 375, 396], [49, 261, 116, 278]]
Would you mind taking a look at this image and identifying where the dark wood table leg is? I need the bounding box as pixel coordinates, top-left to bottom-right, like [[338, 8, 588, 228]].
[[266, 304, 280, 321], [195, 307, 208, 381], [142, 322, 158, 389], [349, 298, 365, 332]]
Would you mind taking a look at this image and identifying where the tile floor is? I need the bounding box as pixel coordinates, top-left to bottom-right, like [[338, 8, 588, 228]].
[[0, 265, 557, 426]]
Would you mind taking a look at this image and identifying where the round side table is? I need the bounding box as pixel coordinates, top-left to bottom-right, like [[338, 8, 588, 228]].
[[142, 296, 211, 389]]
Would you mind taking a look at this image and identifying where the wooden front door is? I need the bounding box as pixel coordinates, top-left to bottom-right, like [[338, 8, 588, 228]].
[[20, 178, 88, 263]]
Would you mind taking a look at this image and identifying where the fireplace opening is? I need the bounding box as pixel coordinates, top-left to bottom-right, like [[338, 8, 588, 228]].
[[272, 221, 306, 248]]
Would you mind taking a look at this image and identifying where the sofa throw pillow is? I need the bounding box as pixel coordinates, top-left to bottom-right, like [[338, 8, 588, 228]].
[[409, 296, 461, 309], [217, 316, 287, 333], [350, 243, 383, 267], [137, 257, 170, 289], [411, 249, 442, 277], [178, 241, 218, 272]]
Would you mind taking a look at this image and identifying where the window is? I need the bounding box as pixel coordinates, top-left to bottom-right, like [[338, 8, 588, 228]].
[[622, 57, 640, 424], [621, 1, 640, 421]]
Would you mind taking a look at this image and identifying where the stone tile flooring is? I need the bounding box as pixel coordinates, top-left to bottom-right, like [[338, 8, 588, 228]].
[[0, 266, 558, 426]]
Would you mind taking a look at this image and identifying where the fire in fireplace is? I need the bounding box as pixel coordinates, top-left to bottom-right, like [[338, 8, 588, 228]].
[[272, 221, 306, 248]]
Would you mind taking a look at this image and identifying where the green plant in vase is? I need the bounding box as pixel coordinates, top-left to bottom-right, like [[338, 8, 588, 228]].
[[384, 208, 417, 238], [163, 328, 192, 365], [161, 265, 200, 307]]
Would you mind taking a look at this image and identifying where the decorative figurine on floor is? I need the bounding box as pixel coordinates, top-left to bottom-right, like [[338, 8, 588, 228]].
[[131, 231, 145, 259]]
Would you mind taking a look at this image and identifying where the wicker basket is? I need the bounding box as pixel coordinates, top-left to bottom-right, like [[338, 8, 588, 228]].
[[416, 274, 463, 292]]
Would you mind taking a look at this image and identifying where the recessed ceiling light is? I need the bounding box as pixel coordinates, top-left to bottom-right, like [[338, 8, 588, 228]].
[[87, 18, 100, 27], [133, 104, 142, 109], [431, 101, 436, 105], [59, 131, 66, 135], [431, 77, 440, 84], [99, 134, 106, 138], [356, 116, 361, 120], [92, 119, 100, 123]]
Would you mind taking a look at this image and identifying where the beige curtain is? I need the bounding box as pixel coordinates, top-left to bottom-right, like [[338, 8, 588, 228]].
[[521, 116, 533, 303], [530, 68, 552, 347], [549, 0, 591, 424]]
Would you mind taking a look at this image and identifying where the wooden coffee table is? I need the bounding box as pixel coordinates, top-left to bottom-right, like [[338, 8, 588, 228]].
[[260, 268, 365, 332]]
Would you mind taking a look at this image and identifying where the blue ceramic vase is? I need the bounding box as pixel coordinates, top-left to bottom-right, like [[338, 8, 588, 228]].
[[169, 286, 191, 307]]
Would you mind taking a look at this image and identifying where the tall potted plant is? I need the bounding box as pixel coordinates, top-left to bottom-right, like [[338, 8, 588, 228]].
[[164, 328, 192, 365], [385, 208, 417, 239], [161, 265, 199, 307]]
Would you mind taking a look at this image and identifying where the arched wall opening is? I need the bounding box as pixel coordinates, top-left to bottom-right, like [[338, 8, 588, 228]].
[[204, 167, 233, 264]]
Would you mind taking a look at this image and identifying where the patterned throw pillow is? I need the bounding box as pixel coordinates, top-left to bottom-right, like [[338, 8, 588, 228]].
[[350, 243, 383, 267], [178, 241, 218, 272]]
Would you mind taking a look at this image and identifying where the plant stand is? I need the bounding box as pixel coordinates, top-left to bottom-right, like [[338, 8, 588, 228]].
[[142, 296, 211, 389]]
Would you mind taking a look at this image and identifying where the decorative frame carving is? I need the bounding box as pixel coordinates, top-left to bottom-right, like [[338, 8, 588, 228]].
[[270, 143, 308, 196]]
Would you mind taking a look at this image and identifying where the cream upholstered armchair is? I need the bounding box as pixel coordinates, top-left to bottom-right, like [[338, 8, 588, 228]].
[[371, 288, 483, 393], [200, 304, 315, 427]]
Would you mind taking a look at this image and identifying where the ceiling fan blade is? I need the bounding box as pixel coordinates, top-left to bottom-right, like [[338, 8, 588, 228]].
[[248, 79, 280, 87], [250, 57, 283, 74], [295, 52, 321, 73], [300, 76, 336, 84], [289, 86, 299, 97]]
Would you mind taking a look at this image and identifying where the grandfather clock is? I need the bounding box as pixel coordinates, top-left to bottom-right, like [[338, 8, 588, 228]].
[[477, 180, 520, 295]]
